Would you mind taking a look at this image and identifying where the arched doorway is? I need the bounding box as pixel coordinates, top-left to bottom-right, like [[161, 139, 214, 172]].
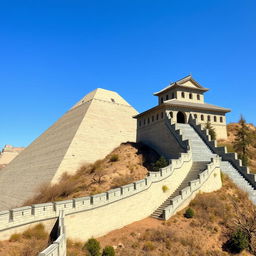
[[177, 111, 186, 123]]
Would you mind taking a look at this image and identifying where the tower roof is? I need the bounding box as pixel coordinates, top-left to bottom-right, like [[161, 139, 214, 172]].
[[153, 75, 209, 96]]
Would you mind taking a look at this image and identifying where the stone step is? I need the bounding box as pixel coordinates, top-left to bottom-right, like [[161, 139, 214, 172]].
[[151, 161, 209, 219]]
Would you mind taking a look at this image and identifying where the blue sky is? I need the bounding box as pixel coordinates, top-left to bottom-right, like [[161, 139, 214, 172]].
[[0, 0, 255, 149]]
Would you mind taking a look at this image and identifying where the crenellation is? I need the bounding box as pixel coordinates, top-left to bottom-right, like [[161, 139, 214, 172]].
[[91, 193, 108, 205], [121, 183, 136, 196], [107, 188, 122, 201], [73, 196, 91, 210], [180, 187, 191, 200], [54, 200, 74, 214], [0, 211, 9, 225], [11, 206, 33, 223], [32, 203, 55, 218]]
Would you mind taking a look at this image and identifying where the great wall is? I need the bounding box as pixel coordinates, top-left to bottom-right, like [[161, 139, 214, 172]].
[[1, 76, 256, 256]]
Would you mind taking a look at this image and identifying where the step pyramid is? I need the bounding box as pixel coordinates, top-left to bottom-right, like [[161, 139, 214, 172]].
[[0, 88, 138, 210]]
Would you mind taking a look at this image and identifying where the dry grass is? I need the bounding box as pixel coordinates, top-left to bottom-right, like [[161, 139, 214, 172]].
[[0, 224, 49, 256], [24, 142, 159, 205]]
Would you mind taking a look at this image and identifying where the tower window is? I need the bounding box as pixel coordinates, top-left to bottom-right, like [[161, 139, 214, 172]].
[[201, 115, 204, 121], [220, 116, 223, 123], [156, 114, 159, 120], [214, 116, 217, 122], [189, 93, 193, 99], [160, 97, 163, 104], [208, 115, 211, 121], [148, 118, 150, 124], [197, 94, 200, 100], [172, 93, 175, 98], [194, 114, 197, 119], [166, 95, 169, 100], [152, 116, 154, 122], [143, 119, 146, 125], [111, 98, 115, 103], [181, 92, 185, 98]]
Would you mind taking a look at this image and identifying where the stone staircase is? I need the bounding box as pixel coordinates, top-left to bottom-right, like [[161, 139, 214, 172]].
[[175, 123, 215, 161], [176, 123, 256, 205], [220, 161, 256, 204], [151, 122, 256, 220], [151, 161, 209, 219]]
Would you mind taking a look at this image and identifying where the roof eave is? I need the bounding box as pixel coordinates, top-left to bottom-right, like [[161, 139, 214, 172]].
[[165, 102, 231, 113], [154, 85, 209, 96]]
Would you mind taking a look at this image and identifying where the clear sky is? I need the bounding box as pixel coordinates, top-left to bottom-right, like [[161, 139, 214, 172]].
[[0, 0, 255, 149]]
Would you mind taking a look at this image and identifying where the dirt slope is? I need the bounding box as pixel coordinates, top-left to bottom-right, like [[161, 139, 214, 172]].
[[24, 142, 159, 205]]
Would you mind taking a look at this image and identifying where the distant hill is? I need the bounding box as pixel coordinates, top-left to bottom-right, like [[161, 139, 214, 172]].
[[0, 145, 24, 169]]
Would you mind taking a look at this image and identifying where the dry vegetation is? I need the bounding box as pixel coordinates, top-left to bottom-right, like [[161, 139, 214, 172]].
[[0, 224, 49, 256], [24, 142, 159, 205], [218, 123, 256, 173]]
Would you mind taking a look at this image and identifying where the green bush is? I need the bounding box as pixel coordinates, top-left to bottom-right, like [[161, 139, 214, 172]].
[[226, 230, 249, 253], [102, 246, 115, 256], [162, 185, 169, 193], [204, 121, 216, 140], [153, 156, 169, 171], [83, 238, 101, 256], [184, 208, 195, 218], [110, 154, 119, 162]]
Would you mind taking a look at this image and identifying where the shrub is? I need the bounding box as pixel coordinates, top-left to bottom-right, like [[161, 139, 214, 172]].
[[111, 175, 134, 188], [225, 229, 249, 253], [83, 238, 101, 256], [102, 246, 115, 256], [204, 121, 216, 140], [153, 156, 169, 171], [110, 154, 119, 162], [143, 241, 156, 251], [9, 233, 22, 242], [23, 224, 47, 240], [162, 185, 169, 193], [184, 208, 195, 218]]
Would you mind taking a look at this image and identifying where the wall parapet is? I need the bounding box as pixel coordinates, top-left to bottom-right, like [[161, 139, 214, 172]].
[[163, 155, 221, 219], [0, 150, 192, 234], [38, 211, 66, 256]]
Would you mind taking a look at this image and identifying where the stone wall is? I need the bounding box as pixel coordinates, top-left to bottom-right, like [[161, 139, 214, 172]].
[[0, 150, 193, 242], [137, 115, 185, 159]]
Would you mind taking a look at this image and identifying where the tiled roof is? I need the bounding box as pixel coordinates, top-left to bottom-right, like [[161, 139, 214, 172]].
[[165, 99, 230, 112], [134, 99, 231, 118], [154, 75, 209, 95]]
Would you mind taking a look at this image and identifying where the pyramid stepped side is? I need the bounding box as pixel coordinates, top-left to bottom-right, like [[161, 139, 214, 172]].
[[0, 89, 137, 210], [0, 102, 90, 210], [52, 88, 138, 182]]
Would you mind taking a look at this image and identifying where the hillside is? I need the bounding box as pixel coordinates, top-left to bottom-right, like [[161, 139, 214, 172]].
[[0, 145, 24, 170], [4, 175, 255, 256], [67, 175, 255, 256], [218, 122, 256, 173], [24, 142, 159, 205]]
